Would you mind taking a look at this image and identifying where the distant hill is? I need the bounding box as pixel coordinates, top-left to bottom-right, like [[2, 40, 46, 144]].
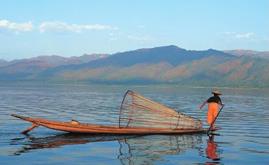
[[1, 54, 108, 67], [76, 45, 234, 68], [0, 59, 8, 67], [0, 54, 108, 80], [224, 50, 269, 59], [0, 45, 269, 87]]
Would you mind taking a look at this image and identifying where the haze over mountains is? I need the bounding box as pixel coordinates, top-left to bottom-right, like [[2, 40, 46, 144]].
[[1, 45, 269, 87]]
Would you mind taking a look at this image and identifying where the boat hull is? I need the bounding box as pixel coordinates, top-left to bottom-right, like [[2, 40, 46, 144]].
[[12, 114, 207, 134]]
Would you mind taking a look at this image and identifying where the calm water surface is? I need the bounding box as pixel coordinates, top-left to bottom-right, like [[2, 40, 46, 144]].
[[0, 82, 269, 165]]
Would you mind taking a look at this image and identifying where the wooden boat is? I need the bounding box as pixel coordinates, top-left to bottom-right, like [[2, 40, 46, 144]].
[[11, 114, 207, 134], [12, 90, 212, 135]]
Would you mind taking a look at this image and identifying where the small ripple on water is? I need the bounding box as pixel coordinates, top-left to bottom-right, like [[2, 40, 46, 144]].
[[241, 148, 269, 154]]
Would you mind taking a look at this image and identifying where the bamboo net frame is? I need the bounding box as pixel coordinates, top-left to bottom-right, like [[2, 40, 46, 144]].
[[119, 90, 202, 130]]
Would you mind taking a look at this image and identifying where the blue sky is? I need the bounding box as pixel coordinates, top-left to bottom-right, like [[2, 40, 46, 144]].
[[0, 0, 268, 60]]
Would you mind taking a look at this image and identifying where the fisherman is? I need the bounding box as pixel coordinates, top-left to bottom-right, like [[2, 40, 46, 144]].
[[200, 89, 223, 129]]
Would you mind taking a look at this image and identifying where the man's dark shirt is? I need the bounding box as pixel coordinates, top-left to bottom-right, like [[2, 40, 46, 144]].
[[207, 95, 222, 104]]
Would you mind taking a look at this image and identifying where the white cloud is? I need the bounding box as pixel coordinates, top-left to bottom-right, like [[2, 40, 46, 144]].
[[223, 31, 236, 35], [0, 19, 33, 32], [39, 21, 117, 33], [235, 32, 254, 39], [127, 35, 153, 42], [223, 31, 255, 39], [137, 25, 145, 29], [0, 19, 118, 34]]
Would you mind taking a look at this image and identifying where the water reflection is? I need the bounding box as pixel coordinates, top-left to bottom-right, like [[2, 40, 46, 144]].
[[205, 135, 221, 165], [10, 134, 137, 156], [118, 135, 203, 165], [11, 133, 206, 164]]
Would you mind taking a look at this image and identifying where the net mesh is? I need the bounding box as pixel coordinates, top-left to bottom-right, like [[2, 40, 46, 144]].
[[119, 90, 202, 129]]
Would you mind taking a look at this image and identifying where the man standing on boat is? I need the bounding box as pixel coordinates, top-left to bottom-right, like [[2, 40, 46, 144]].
[[200, 89, 223, 130]]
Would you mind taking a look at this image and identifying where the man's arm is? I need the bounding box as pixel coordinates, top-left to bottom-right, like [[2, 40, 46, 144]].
[[218, 97, 223, 106], [199, 101, 207, 109]]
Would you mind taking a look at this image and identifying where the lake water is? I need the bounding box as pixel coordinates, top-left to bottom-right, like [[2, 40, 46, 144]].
[[0, 82, 269, 165]]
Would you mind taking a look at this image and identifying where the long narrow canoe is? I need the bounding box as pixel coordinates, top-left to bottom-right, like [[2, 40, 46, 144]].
[[11, 114, 208, 135]]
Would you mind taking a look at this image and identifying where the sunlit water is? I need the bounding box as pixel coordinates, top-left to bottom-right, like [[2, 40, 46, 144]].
[[0, 82, 269, 165]]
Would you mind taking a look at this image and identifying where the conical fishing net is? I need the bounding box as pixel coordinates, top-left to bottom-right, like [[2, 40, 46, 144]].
[[119, 90, 202, 129]]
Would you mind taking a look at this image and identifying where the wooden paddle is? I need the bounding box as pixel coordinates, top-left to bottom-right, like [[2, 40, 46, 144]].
[[207, 104, 225, 135]]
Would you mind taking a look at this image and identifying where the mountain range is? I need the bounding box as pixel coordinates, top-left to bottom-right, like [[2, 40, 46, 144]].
[[1, 45, 269, 87]]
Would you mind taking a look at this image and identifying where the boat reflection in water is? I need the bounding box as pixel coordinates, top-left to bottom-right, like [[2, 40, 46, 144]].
[[118, 134, 203, 164], [10, 133, 219, 164], [10, 134, 137, 156]]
